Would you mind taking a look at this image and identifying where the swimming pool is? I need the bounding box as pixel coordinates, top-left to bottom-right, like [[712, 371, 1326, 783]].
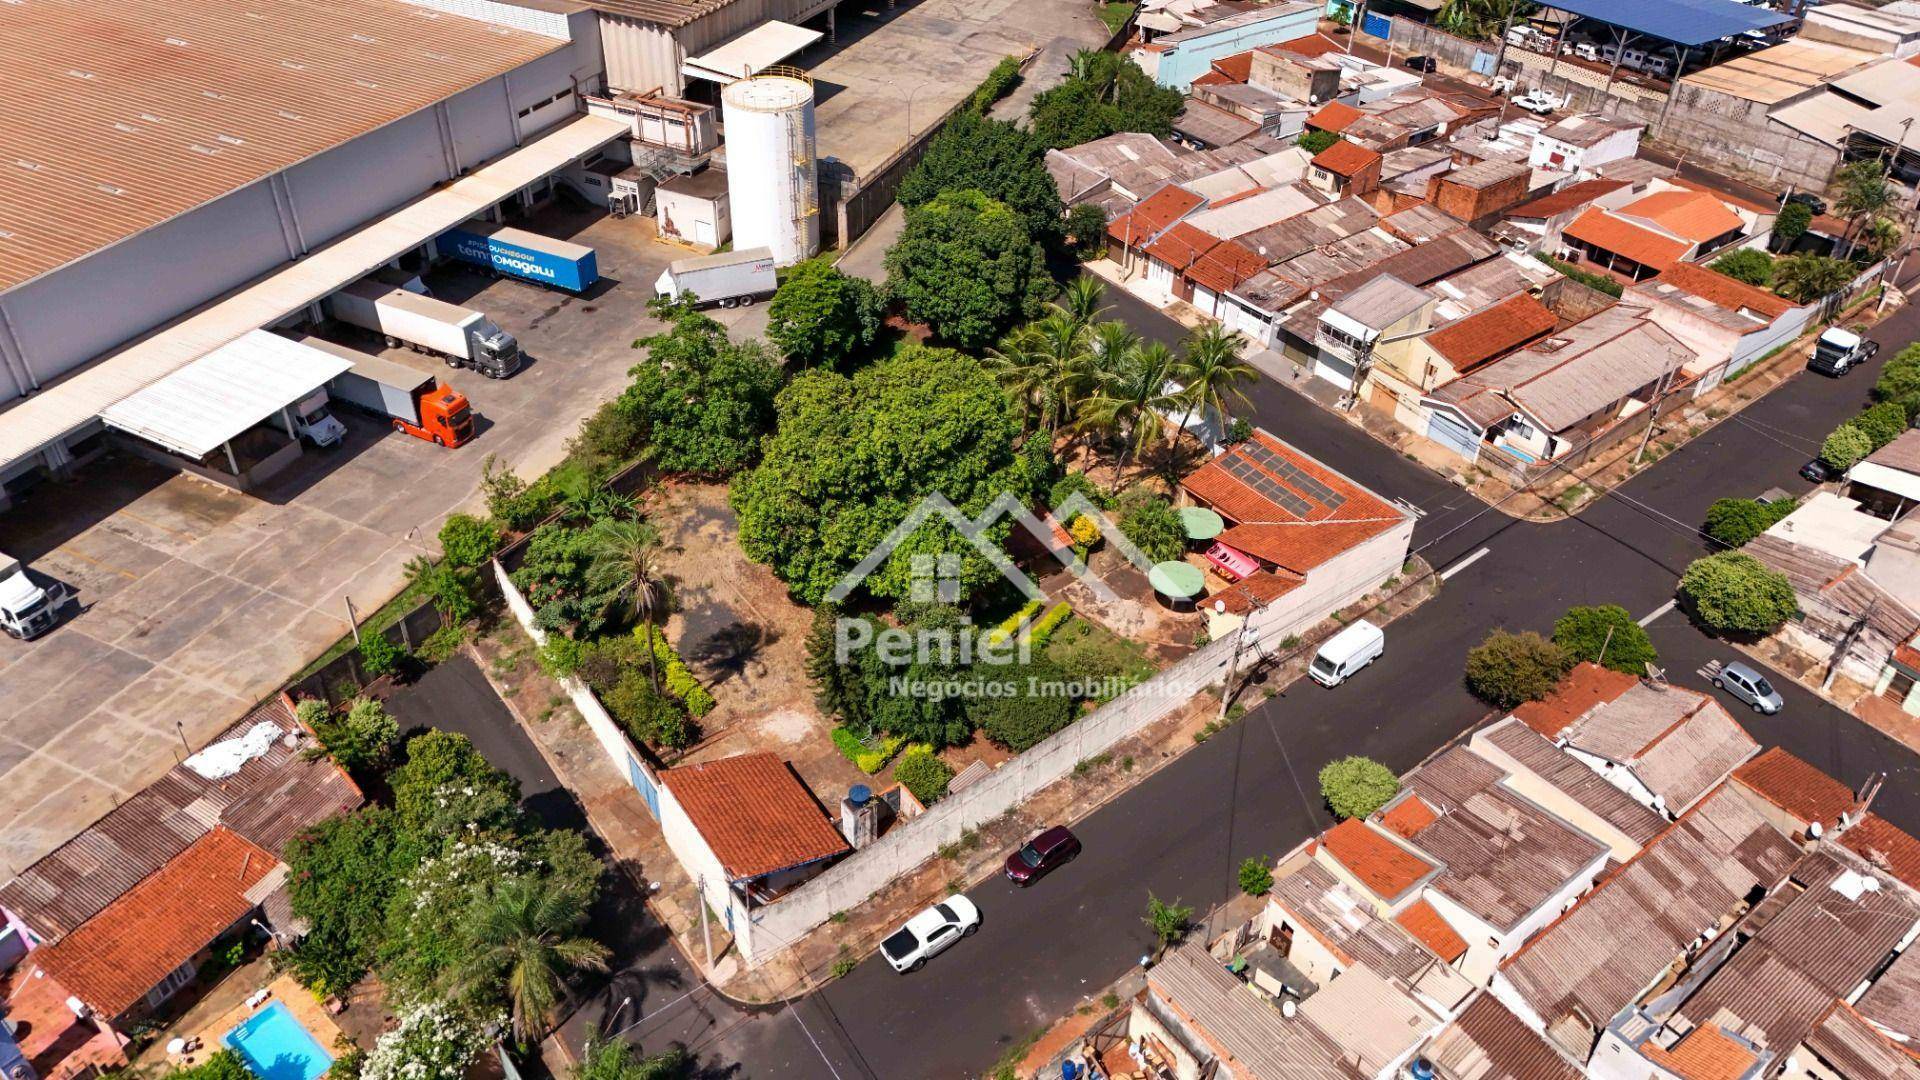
[[224, 1001, 334, 1080]]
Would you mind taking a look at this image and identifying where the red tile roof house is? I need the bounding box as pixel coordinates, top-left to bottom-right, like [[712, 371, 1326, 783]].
[[655, 752, 851, 962], [1106, 184, 1208, 284], [1626, 262, 1811, 394], [1180, 429, 1414, 642], [0, 696, 360, 1060], [1556, 188, 1749, 283]]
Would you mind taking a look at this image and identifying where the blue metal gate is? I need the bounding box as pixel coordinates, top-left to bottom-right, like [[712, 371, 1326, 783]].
[[1427, 409, 1483, 461], [628, 756, 661, 818], [1471, 50, 1497, 76], [1362, 11, 1390, 38]]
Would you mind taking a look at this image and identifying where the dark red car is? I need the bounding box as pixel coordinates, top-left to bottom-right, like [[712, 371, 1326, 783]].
[[1004, 826, 1081, 886]]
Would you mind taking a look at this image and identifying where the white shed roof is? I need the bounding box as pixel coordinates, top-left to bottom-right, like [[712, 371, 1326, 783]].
[[682, 21, 821, 84], [0, 114, 625, 473], [100, 331, 353, 458]]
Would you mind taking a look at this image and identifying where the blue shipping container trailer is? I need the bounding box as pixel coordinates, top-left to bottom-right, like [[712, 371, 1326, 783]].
[[439, 222, 599, 292]]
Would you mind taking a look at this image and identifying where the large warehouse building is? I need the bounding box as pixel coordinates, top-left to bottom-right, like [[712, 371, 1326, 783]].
[[585, 0, 840, 95], [0, 0, 623, 502]]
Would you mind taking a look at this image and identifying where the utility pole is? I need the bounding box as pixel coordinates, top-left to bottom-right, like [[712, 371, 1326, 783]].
[[345, 595, 361, 643], [696, 875, 714, 968], [1215, 600, 1263, 722], [1633, 362, 1679, 464], [1824, 602, 1875, 693]]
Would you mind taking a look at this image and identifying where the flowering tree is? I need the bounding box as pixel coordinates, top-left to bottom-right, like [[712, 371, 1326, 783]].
[[361, 1003, 496, 1080]]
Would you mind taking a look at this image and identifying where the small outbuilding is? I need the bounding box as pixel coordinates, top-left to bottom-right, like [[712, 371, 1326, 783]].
[[655, 168, 733, 250]]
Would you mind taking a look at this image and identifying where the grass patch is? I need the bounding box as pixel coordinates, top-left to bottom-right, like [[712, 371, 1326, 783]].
[[1557, 483, 1589, 513], [1045, 616, 1157, 703], [829, 945, 859, 980], [1097, 0, 1137, 34], [989, 1028, 1047, 1080], [292, 575, 434, 682]]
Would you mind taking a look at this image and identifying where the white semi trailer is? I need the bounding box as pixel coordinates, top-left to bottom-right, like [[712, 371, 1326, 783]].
[[654, 248, 777, 308], [327, 280, 521, 379]]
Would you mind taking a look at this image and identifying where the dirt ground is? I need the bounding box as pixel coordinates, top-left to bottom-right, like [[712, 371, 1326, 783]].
[[645, 481, 867, 798]]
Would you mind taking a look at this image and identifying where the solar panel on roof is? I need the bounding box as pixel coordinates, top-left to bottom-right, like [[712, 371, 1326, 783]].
[[1234, 442, 1348, 513]]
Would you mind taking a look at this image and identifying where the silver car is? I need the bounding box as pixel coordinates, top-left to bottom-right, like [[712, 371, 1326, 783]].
[[1714, 661, 1784, 714]]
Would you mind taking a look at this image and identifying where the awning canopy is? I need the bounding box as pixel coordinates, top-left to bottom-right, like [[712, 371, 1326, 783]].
[[99, 331, 352, 458], [1850, 460, 1920, 506], [682, 22, 822, 84], [1537, 0, 1790, 46], [0, 115, 626, 473]]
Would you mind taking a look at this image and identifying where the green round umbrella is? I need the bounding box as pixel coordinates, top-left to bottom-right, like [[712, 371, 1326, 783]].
[[1179, 507, 1225, 542], [1148, 560, 1206, 600]]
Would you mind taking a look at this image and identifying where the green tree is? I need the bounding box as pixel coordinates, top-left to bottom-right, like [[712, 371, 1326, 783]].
[[168, 1051, 254, 1080], [1709, 248, 1774, 287], [1066, 203, 1108, 259], [897, 110, 1064, 242], [1835, 160, 1896, 248], [1772, 201, 1812, 252], [969, 659, 1077, 751], [1434, 0, 1534, 39], [766, 260, 885, 369], [886, 189, 1053, 349], [1317, 756, 1400, 820], [1080, 340, 1179, 472], [1464, 629, 1573, 708], [284, 810, 408, 994], [1143, 893, 1194, 949], [1237, 857, 1274, 897], [987, 312, 1095, 438], [438, 514, 504, 570], [1028, 51, 1185, 149], [1822, 422, 1874, 470], [1173, 323, 1258, 440], [1773, 253, 1858, 303], [1116, 493, 1186, 563], [731, 346, 1042, 604], [358, 632, 405, 680], [1876, 346, 1920, 418], [1058, 275, 1110, 330], [621, 308, 785, 476], [1857, 399, 1909, 447], [391, 730, 522, 838], [1862, 216, 1905, 261], [895, 748, 955, 804], [573, 1037, 688, 1080], [1703, 497, 1795, 548], [1297, 129, 1341, 154], [306, 697, 401, 773], [457, 877, 610, 1042], [1680, 552, 1799, 637], [806, 605, 872, 730], [1552, 605, 1658, 674], [584, 516, 671, 686], [405, 555, 481, 625]]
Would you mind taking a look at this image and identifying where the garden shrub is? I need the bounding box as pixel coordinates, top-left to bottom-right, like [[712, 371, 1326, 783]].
[[604, 670, 692, 750], [636, 625, 715, 716], [1857, 399, 1909, 448], [1464, 629, 1572, 708], [169, 1050, 253, 1080], [1237, 857, 1273, 896], [970, 659, 1077, 751], [1048, 471, 1106, 512], [830, 727, 909, 773], [1703, 497, 1797, 548], [358, 632, 405, 680], [984, 599, 1044, 649], [437, 514, 504, 570], [1551, 605, 1658, 674], [1821, 422, 1874, 471], [1117, 493, 1186, 564], [1025, 603, 1074, 649], [894, 748, 954, 804], [1318, 756, 1399, 820]]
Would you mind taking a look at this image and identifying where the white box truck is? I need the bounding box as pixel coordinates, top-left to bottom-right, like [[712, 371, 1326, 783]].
[[0, 552, 65, 640], [327, 280, 521, 379], [655, 247, 777, 309]]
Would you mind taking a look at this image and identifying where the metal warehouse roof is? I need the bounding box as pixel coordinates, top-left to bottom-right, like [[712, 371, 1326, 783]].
[[0, 0, 566, 293], [1539, 0, 1790, 46], [682, 21, 822, 84], [0, 115, 626, 472], [100, 331, 354, 458]]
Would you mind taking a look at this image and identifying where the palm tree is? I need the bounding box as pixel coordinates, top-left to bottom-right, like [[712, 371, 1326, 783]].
[[1861, 216, 1904, 261], [461, 877, 610, 1043], [1056, 276, 1109, 332], [1171, 324, 1257, 445], [1835, 160, 1896, 250], [1772, 253, 1859, 304], [1078, 340, 1180, 481], [986, 313, 1095, 438], [585, 516, 670, 687]]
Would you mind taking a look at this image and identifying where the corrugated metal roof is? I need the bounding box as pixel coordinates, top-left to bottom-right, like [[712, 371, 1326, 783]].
[[1682, 40, 1876, 103], [0, 115, 626, 471], [1855, 945, 1920, 1042], [1497, 784, 1800, 1054], [1806, 1002, 1920, 1079], [1271, 862, 1457, 987], [1562, 682, 1759, 814], [1539, 0, 1787, 48], [1423, 992, 1584, 1080], [1434, 305, 1693, 434], [99, 331, 353, 458], [1296, 963, 1438, 1076], [0, 0, 564, 294], [0, 696, 361, 941], [1478, 718, 1667, 846], [1146, 940, 1366, 1079]]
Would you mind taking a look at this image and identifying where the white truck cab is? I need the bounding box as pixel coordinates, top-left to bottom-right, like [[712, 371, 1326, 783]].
[[0, 553, 65, 640], [292, 390, 347, 447]]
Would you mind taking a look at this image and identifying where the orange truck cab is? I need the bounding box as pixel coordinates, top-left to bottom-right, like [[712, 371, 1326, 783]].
[[326, 353, 474, 449]]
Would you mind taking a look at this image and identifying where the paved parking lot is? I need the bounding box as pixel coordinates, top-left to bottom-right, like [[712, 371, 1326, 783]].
[[0, 201, 687, 878]]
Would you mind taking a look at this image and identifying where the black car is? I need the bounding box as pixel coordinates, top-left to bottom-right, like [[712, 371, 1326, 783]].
[[1801, 458, 1838, 483], [1779, 190, 1828, 216], [1405, 55, 1438, 72]]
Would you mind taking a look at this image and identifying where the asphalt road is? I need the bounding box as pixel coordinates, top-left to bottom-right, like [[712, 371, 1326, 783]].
[[388, 282, 1920, 1078]]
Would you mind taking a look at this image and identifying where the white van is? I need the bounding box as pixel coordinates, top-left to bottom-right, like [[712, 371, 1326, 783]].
[[1309, 620, 1385, 687]]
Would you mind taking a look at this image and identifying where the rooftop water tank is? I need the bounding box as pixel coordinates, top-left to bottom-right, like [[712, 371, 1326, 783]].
[[720, 69, 819, 266]]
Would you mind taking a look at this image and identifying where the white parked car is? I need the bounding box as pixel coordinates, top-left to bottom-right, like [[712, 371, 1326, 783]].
[[881, 895, 981, 973], [1489, 75, 1517, 95], [1512, 89, 1564, 115]]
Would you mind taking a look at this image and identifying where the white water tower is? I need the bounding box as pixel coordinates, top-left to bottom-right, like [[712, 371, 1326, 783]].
[[721, 68, 819, 266]]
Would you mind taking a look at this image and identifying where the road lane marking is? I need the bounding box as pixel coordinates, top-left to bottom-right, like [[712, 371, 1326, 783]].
[[1440, 547, 1490, 580], [1639, 600, 1677, 627]]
